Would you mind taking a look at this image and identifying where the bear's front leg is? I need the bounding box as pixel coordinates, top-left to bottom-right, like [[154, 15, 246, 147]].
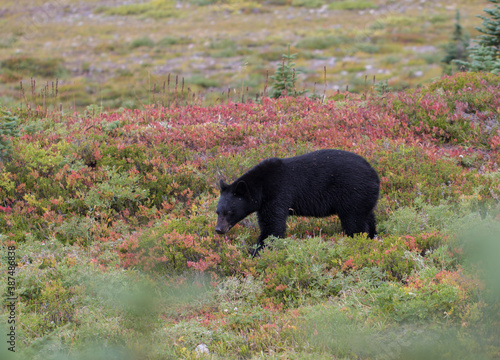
[[253, 208, 288, 257]]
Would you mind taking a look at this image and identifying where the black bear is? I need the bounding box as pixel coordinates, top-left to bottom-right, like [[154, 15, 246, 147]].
[[215, 149, 380, 256]]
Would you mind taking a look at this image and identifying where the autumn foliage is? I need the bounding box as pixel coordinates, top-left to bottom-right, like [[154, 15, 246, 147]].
[[1, 72, 499, 359]]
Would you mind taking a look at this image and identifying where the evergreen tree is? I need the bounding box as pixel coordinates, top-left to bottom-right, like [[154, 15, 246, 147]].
[[476, 0, 500, 48], [454, 0, 500, 74], [0, 108, 20, 161], [442, 10, 469, 65], [270, 47, 307, 98], [460, 45, 500, 73]]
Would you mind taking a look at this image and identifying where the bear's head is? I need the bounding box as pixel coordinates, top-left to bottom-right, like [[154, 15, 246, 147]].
[[215, 179, 254, 234]]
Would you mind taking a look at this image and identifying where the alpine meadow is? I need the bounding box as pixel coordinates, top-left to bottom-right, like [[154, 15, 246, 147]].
[[0, 0, 500, 359]]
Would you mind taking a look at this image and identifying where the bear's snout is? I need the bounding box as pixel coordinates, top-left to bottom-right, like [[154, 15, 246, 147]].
[[215, 217, 231, 234], [215, 227, 225, 234]]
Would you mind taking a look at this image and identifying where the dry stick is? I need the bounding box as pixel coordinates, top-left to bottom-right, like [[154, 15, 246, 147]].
[[42, 82, 46, 114], [323, 66, 327, 101], [161, 81, 165, 108], [292, 68, 297, 96], [181, 77, 185, 105], [263, 70, 268, 98], [54, 79, 58, 113], [51, 81, 54, 99], [240, 84, 244, 103], [100, 83, 103, 115], [372, 75, 376, 98], [19, 80, 26, 111], [167, 74, 171, 108], [31, 78, 36, 112], [174, 75, 179, 107], [19, 81, 23, 110], [364, 75, 368, 100], [47, 82, 50, 116], [152, 82, 156, 107]]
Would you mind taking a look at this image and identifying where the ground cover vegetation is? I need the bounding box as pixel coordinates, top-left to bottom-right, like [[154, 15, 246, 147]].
[[0, 70, 499, 359], [1, 0, 500, 359], [0, 0, 496, 111]]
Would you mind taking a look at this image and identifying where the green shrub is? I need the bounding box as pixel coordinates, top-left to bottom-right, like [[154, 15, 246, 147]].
[[291, 0, 324, 8], [100, 0, 180, 18], [378, 197, 478, 236], [0, 108, 20, 160], [254, 236, 341, 306], [215, 275, 264, 309], [338, 233, 444, 280], [118, 209, 248, 275], [157, 35, 191, 47], [130, 36, 155, 49], [354, 42, 380, 54], [0, 56, 67, 79], [55, 216, 94, 245], [371, 276, 460, 322], [328, 0, 377, 11], [296, 35, 346, 50], [189, 0, 218, 5], [186, 75, 221, 89], [297, 305, 387, 358], [81, 166, 149, 220]]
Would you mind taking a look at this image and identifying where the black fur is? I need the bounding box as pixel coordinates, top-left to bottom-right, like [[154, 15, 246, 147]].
[[215, 149, 380, 256]]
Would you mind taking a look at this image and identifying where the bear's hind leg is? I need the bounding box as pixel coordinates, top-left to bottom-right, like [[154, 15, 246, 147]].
[[367, 211, 377, 239], [339, 214, 370, 238]]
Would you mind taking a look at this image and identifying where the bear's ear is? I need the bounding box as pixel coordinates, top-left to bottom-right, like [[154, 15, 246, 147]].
[[219, 179, 229, 191], [234, 180, 249, 198]]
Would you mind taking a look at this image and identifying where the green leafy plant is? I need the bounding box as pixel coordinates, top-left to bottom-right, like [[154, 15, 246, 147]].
[[270, 47, 307, 98], [0, 108, 19, 160], [374, 79, 392, 95]]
